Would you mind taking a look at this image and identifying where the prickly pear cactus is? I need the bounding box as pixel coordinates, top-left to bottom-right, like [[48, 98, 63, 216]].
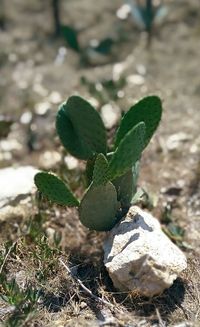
[[115, 96, 162, 148], [92, 154, 109, 186], [85, 156, 96, 186], [111, 96, 162, 208], [79, 182, 119, 231], [34, 172, 79, 206], [34, 94, 163, 232], [112, 161, 140, 209], [56, 96, 107, 160], [108, 122, 146, 180], [112, 170, 134, 209]]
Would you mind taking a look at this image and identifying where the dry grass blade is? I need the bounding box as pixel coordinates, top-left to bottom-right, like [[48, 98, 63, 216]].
[[0, 241, 17, 274]]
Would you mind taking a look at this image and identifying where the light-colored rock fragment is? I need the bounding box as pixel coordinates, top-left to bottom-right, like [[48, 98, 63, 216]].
[[0, 200, 33, 222], [101, 104, 120, 129], [0, 166, 38, 208], [166, 132, 191, 151], [104, 206, 187, 297], [39, 151, 61, 169]]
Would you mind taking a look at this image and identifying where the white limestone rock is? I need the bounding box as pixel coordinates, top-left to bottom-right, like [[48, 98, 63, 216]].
[[104, 206, 187, 297], [0, 166, 38, 209]]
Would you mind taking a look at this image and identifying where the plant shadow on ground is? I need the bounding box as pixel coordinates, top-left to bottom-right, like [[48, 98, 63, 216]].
[[63, 246, 187, 325], [41, 284, 71, 313], [125, 278, 185, 319], [105, 268, 186, 323], [0, 207, 194, 326]]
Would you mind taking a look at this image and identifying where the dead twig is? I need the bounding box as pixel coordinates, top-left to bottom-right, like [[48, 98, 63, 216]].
[[155, 307, 166, 327]]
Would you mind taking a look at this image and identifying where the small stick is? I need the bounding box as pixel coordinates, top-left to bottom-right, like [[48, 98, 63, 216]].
[[59, 258, 113, 308], [155, 307, 166, 327], [0, 241, 17, 274]]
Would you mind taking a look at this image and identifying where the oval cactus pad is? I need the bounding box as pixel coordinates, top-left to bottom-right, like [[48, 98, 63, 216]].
[[34, 172, 79, 206], [79, 182, 118, 231]]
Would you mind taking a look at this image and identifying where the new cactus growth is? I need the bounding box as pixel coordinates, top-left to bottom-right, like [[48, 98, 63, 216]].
[[34, 95, 162, 231], [92, 154, 109, 186]]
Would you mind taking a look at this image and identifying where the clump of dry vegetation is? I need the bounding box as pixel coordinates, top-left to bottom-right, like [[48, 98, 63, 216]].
[[0, 202, 200, 326]]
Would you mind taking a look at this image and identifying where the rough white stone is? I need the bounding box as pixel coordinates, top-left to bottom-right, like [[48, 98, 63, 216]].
[[104, 206, 187, 297], [101, 104, 121, 129], [0, 166, 38, 208]]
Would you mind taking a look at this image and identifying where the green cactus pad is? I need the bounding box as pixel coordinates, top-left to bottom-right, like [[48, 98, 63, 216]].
[[132, 159, 140, 193], [56, 96, 107, 160], [112, 161, 140, 208], [92, 154, 109, 186], [56, 111, 92, 159], [85, 156, 96, 186], [112, 169, 135, 208], [79, 182, 118, 231], [115, 96, 162, 148], [34, 172, 79, 206], [108, 122, 146, 180]]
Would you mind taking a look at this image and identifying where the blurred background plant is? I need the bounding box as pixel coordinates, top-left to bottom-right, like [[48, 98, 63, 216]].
[[51, 0, 61, 37], [128, 0, 168, 46], [117, 0, 168, 46], [0, 0, 6, 30]]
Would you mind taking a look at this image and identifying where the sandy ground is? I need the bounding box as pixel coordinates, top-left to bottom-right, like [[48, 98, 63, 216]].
[[0, 0, 200, 326]]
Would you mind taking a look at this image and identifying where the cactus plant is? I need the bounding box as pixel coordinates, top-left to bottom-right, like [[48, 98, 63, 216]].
[[113, 96, 161, 206], [34, 94, 162, 231], [128, 0, 168, 46], [52, 0, 61, 36], [34, 172, 79, 207], [79, 182, 119, 231], [56, 96, 107, 160], [115, 96, 162, 148], [92, 153, 109, 186], [108, 122, 145, 180], [112, 161, 139, 209]]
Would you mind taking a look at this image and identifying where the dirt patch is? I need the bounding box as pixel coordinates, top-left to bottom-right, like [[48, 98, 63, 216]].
[[1, 0, 200, 326]]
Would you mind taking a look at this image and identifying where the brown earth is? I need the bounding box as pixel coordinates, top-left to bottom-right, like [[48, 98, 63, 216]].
[[0, 0, 200, 326]]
